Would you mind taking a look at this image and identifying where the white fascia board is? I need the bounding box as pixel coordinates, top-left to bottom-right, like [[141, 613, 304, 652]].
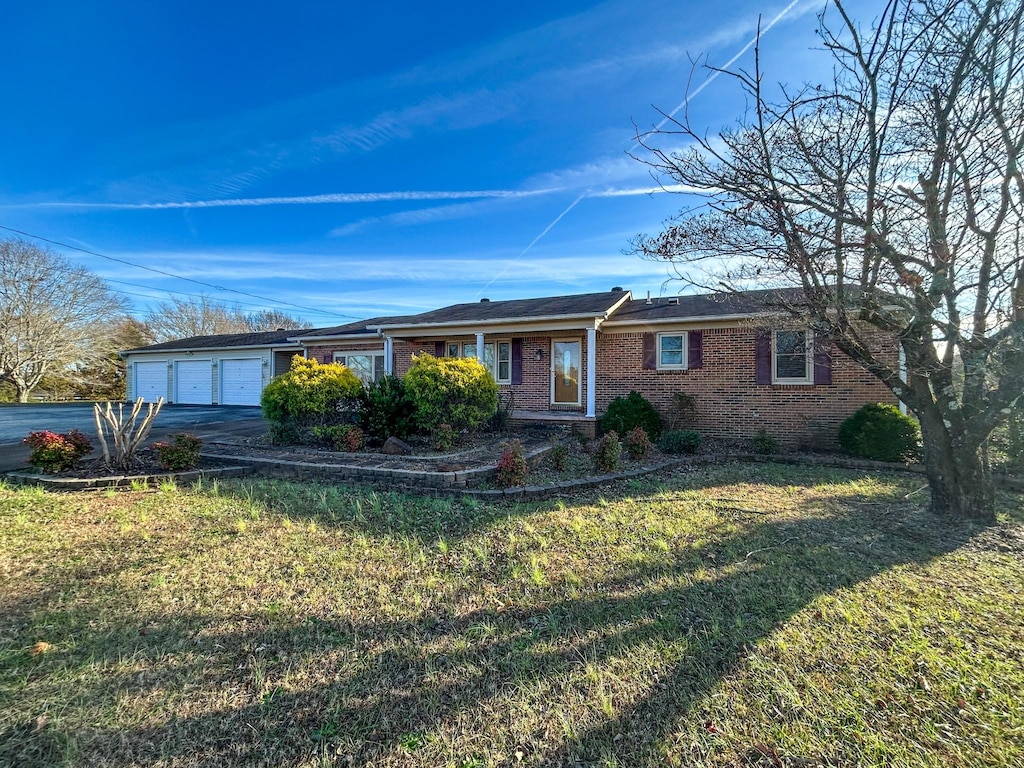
[[602, 313, 765, 329], [123, 343, 300, 358], [374, 314, 612, 337], [292, 332, 380, 343]]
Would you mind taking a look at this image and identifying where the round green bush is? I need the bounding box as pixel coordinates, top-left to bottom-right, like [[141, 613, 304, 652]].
[[838, 402, 921, 463], [358, 374, 417, 442], [600, 391, 663, 441], [658, 429, 701, 455], [404, 353, 498, 433], [260, 355, 363, 442]]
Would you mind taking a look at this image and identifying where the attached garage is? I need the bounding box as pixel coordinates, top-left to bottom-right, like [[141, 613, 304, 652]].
[[134, 361, 168, 403], [175, 360, 213, 405], [220, 358, 264, 406]]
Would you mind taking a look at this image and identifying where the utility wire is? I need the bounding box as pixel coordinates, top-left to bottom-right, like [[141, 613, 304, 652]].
[[0, 223, 360, 321]]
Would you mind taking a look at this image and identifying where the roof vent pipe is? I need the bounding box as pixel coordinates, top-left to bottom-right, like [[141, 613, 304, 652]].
[[611, 286, 623, 292], [480, 297, 490, 302], [646, 291, 652, 305], [668, 297, 679, 305]]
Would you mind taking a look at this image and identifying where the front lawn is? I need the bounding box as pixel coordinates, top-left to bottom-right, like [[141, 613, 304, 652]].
[[1, 465, 1021, 767]]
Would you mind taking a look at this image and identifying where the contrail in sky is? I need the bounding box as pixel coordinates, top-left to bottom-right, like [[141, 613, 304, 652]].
[[498, 0, 804, 288]]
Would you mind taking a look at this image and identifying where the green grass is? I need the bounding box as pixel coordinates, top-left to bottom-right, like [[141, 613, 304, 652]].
[[1, 464, 1022, 767]]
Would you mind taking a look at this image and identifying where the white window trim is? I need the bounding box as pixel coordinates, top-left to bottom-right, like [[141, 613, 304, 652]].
[[656, 332, 688, 371], [443, 339, 510, 384], [333, 350, 385, 384], [772, 329, 814, 385]]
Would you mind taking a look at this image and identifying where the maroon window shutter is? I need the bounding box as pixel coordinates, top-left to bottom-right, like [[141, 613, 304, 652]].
[[688, 330, 703, 369], [813, 340, 833, 385], [434, 340, 445, 357], [755, 329, 772, 385], [642, 333, 656, 369], [323, 354, 332, 364], [511, 338, 523, 385]]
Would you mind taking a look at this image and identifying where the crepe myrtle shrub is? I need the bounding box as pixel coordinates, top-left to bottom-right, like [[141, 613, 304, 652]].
[[24, 429, 93, 473], [594, 430, 623, 473], [839, 403, 922, 463], [601, 391, 663, 441], [260, 355, 363, 444], [404, 353, 498, 434], [625, 426, 652, 460], [151, 433, 203, 471], [358, 374, 416, 442], [495, 439, 529, 488]]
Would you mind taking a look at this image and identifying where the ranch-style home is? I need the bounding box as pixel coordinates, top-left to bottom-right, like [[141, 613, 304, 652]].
[[123, 287, 899, 446]]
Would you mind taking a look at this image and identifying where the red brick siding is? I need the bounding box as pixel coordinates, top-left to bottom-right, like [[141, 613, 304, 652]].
[[596, 327, 897, 448]]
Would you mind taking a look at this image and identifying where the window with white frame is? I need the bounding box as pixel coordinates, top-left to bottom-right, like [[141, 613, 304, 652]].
[[657, 333, 688, 370], [772, 329, 813, 384], [333, 352, 385, 384], [444, 340, 511, 384]]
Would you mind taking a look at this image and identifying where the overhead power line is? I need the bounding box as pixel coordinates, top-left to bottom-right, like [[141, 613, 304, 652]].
[[0, 223, 360, 321]]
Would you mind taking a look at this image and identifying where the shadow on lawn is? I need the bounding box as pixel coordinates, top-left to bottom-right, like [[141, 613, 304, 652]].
[[0, 469, 991, 767]]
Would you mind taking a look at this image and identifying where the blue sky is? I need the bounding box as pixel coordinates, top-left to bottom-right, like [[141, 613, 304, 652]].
[[0, 0, 885, 327]]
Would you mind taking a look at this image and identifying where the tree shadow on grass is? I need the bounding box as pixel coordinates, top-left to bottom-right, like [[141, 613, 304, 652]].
[[0, 467, 998, 767]]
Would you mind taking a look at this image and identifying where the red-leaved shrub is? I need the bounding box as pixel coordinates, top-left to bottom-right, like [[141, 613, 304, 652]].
[[24, 430, 93, 473], [495, 440, 528, 488]]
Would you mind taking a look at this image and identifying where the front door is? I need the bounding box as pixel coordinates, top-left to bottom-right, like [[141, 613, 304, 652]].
[[551, 340, 581, 405]]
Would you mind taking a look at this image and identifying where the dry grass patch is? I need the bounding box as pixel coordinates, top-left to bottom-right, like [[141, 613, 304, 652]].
[[1, 464, 1022, 767]]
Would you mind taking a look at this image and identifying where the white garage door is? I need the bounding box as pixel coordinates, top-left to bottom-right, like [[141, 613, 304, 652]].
[[220, 358, 263, 406], [175, 360, 213, 405], [134, 361, 168, 403]]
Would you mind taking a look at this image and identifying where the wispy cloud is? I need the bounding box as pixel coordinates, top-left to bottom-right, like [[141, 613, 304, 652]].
[[13, 188, 561, 211]]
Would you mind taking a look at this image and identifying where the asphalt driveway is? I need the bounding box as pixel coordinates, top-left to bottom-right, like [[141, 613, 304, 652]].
[[0, 403, 268, 471]]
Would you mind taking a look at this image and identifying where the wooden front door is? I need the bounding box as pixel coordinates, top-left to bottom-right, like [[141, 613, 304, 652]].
[[551, 340, 581, 405]]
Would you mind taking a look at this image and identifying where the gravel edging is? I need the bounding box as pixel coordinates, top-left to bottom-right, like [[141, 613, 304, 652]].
[[4, 465, 253, 490]]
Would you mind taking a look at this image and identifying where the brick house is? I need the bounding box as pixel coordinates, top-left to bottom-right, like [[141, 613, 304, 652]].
[[123, 287, 898, 446], [293, 288, 899, 446]]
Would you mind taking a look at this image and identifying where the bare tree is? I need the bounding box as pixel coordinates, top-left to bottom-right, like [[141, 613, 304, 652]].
[[243, 309, 313, 332], [0, 238, 129, 402], [148, 296, 250, 341], [632, 0, 1024, 520]]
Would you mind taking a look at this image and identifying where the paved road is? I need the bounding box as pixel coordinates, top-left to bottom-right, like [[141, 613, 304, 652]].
[[0, 403, 268, 471]]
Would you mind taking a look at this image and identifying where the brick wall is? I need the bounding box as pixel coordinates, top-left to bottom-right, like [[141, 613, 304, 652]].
[[596, 326, 897, 448]]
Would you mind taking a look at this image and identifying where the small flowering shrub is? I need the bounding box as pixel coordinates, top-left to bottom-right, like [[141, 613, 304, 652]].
[[625, 426, 651, 460], [24, 430, 93, 473], [151, 433, 203, 471], [313, 424, 365, 452], [594, 430, 622, 473], [495, 440, 528, 488], [433, 423, 456, 452]]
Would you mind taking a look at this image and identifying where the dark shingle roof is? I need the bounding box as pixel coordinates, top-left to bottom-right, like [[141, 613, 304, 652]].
[[124, 328, 308, 353], [374, 290, 631, 327], [606, 288, 810, 323], [296, 316, 415, 339]]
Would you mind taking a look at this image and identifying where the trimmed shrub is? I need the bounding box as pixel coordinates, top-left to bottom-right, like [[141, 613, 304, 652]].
[[24, 429, 93, 472], [433, 423, 456, 452], [549, 443, 569, 471], [151, 433, 203, 471], [594, 430, 622, 473], [752, 428, 779, 455], [625, 426, 652, 460], [404, 354, 498, 433], [658, 429, 701, 455], [358, 374, 416, 442], [261, 355, 363, 444], [839, 403, 921, 463], [313, 424, 365, 452], [495, 440, 528, 488], [601, 391, 663, 441]]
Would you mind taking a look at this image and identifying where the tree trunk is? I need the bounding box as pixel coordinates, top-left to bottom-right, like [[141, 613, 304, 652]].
[[15, 382, 30, 403], [918, 406, 996, 522]]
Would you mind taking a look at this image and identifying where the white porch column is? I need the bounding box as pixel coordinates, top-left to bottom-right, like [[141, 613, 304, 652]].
[[475, 332, 485, 363], [383, 336, 394, 375], [586, 326, 597, 418]]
